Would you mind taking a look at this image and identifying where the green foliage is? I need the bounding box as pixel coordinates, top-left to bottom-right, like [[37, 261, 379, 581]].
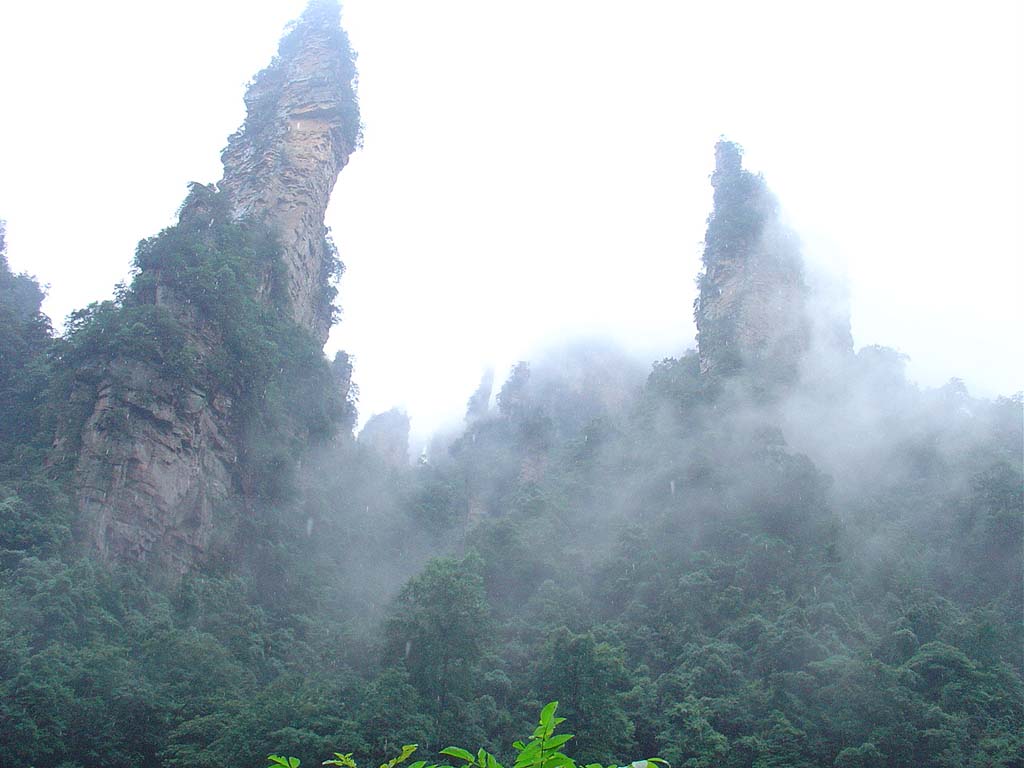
[[511, 701, 578, 768], [0, 232, 56, 462], [382, 555, 490, 708], [57, 183, 348, 463], [531, 631, 635, 764], [1, 178, 1022, 768], [289, 704, 666, 768], [0, 338, 1021, 767]]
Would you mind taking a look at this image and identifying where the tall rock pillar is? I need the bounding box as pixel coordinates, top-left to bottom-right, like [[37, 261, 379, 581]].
[[219, 0, 360, 344], [65, 0, 360, 575], [694, 141, 811, 388]]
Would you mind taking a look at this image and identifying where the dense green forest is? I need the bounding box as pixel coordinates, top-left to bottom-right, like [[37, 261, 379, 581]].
[[1, 180, 1022, 768], [0, 3, 1020, 756]]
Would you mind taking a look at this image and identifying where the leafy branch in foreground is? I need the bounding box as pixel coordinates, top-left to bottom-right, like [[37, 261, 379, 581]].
[[267, 702, 667, 768]]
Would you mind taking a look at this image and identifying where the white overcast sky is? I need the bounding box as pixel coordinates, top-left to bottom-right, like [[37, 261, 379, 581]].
[[1, 0, 1020, 442]]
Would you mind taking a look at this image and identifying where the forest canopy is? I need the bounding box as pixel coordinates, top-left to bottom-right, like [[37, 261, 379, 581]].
[[0, 3, 1020, 766]]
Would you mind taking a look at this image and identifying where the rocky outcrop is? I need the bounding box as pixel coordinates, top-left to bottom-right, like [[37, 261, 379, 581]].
[[219, 0, 360, 345], [66, 0, 360, 575], [465, 369, 495, 423], [694, 141, 811, 388], [359, 409, 411, 467], [72, 362, 235, 574]]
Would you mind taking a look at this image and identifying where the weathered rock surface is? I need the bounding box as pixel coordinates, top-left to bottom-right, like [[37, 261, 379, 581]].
[[694, 141, 812, 388], [219, 0, 360, 345], [66, 1, 359, 575], [359, 409, 411, 467], [73, 362, 235, 575]]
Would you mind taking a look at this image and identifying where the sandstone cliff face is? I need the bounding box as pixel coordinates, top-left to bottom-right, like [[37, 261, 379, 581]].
[[220, 0, 360, 345], [695, 141, 811, 388], [73, 362, 235, 574], [67, 1, 359, 575]]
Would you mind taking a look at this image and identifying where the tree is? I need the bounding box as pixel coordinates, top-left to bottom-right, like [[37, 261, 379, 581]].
[[382, 556, 490, 708], [531, 629, 635, 765], [655, 697, 728, 768]]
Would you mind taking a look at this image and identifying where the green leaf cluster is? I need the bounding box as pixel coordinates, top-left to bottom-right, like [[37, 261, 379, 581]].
[[272, 704, 667, 768]]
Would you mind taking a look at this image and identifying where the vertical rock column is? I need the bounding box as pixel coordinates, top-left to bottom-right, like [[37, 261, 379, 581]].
[[694, 141, 811, 388], [219, 0, 361, 345], [69, 0, 360, 575]]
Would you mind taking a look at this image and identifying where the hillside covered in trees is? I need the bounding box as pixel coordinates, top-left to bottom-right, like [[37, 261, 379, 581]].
[[0, 3, 1021, 768]]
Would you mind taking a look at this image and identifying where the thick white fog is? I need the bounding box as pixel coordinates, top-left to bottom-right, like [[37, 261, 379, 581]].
[[0, 0, 1020, 443]]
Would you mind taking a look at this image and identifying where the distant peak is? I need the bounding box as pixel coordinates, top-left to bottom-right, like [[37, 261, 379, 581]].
[[695, 140, 810, 389], [714, 138, 744, 176], [304, 0, 341, 14], [291, 0, 342, 33]]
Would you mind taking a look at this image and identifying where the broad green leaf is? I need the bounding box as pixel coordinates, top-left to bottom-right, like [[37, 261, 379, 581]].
[[539, 702, 559, 726], [516, 742, 542, 763], [397, 746, 420, 764], [381, 746, 420, 768], [440, 748, 475, 764], [515, 754, 542, 768], [544, 735, 574, 750]]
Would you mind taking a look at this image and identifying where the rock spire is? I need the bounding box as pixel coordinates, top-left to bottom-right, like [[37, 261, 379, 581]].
[[65, 1, 360, 575], [219, 0, 360, 344], [694, 140, 811, 389]]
